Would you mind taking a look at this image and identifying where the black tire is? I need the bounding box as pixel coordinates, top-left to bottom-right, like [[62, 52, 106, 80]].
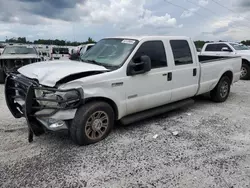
[[0, 69, 5, 84], [70, 101, 114, 146], [240, 63, 250, 80], [210, 76, 231, 103]]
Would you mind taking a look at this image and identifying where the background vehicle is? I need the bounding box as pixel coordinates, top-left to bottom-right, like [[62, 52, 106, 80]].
[[0, 45, 40, 83], [50, 47, 70, 60], [201, 42, 250, 80], [5, 36, 241, 145], [38, 51, 50, 61], [69, 44, 95, 61], [79, 43, 95, 55]]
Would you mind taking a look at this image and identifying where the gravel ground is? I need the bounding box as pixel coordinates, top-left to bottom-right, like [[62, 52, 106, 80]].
[[0, 81, 250, 188]]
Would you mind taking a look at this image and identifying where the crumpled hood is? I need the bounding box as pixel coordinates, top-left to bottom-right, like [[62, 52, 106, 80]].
[[18, 60, 108, 87], [0, 54, 39, 59]]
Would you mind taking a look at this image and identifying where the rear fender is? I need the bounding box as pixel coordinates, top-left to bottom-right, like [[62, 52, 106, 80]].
[[210, 68, 234, 91]]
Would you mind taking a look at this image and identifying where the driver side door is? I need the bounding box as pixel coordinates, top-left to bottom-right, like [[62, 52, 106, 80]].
[[125, 40, 173, 115]]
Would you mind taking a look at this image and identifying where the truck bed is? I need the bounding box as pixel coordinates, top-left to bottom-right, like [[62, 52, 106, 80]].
[[197, 55, 242, 95]]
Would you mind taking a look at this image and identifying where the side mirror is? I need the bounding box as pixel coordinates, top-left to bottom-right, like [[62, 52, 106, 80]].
[[127, 55, 152, 76], [221, 47, 232, 52]]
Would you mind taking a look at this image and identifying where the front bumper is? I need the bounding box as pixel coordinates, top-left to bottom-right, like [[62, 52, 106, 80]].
[[5, 73, 83, 137]]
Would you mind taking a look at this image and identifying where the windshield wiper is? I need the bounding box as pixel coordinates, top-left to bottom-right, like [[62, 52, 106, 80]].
[[83, 59, 108, 67], [82, 59, 118, 70], [85, 59, 102, 65]]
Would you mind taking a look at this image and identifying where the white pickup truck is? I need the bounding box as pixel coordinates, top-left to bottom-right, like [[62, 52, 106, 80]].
[[5, 36, 241, 145], [200, 42, 250, 80]]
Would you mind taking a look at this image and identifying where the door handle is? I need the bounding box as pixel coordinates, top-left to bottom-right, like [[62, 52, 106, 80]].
[[167, 72, 172, 81], [162, 73, 168, 76], [193, 68, 197, 76]]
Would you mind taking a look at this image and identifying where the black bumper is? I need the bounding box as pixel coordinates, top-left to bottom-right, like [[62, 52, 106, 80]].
[[5, 73, 83, 137]]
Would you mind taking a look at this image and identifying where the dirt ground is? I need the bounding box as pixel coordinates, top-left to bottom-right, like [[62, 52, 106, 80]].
[[0, 81, 250, 188]]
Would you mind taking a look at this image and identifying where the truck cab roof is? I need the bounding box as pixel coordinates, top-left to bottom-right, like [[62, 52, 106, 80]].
[[106, 36, 191, 41]]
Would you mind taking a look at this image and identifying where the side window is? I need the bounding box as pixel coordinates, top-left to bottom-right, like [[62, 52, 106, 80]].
[[87, 45, 93, 51], [205, 44, 217, 51], [133, 41, 167, 69], [216, 44, 232, 52], [170, 40, 193, 66]]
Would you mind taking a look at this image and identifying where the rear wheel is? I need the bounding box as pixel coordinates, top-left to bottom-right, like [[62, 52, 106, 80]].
[[240, 63, 250, 80], [210, 76, 231, 103], [0, 69, 5, 84], [70, 101, 114, 146]]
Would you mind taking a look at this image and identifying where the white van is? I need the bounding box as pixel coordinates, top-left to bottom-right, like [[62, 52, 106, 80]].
[[50, 47, 70, 60]]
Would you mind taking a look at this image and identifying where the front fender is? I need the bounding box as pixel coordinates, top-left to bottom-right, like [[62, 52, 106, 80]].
[[239, 54, 250, 63], [59, 80, 127, 119]]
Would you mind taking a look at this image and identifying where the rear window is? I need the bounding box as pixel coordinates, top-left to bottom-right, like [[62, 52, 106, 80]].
[[205, 44, 217, 51], [52, 48, 69, 54], [87, 45, 94, 51], [3, 46, 37, 54]]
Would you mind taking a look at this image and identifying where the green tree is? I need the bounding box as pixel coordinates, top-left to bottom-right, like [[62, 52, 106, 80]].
[[87, 37, 95, 43]]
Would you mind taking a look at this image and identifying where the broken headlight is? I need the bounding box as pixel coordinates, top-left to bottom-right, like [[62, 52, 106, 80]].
[[56, 90, 81, 108], [34, 89, 82, 108]]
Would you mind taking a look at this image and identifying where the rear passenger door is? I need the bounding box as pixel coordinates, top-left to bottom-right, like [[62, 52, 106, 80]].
[[169, 40, 199, 102], [125, 40, 173, 115]]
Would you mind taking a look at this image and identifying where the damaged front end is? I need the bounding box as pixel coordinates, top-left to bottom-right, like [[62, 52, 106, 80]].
[[5, 73, 83, 142]]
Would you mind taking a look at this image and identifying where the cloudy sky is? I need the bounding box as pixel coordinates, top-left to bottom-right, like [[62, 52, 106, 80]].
[[0, 0, 250, 42]]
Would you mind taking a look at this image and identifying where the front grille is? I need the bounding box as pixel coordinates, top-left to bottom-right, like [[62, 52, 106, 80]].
[[5, 73, 83, 118], [5, 73, 39, 118]]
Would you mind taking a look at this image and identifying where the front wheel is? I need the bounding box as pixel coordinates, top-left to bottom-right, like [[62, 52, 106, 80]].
[[240, 64, 250, 80], [70, 101, 114, 146], [210, 76, 231, 103]]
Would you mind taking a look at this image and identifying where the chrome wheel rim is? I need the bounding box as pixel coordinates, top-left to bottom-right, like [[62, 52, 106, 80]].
[[85, 111, 109, 140], [241, 67, 247, 78], [220, 81, 229, 98]]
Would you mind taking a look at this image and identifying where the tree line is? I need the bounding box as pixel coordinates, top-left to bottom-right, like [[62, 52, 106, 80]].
[[5, 37, 96, 46]]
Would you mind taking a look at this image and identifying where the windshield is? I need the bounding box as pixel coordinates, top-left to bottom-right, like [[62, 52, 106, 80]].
[[230, 43, 249, 50], [3, 46, 37, 54], [52, 48, 69, 54], [80, 38, 138, 68]]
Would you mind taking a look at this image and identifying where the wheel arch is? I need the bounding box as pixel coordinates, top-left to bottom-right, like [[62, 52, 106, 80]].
[[242, 58, 250, 65], [84, 97, 119, 120], [221, 70, 233, 85]]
